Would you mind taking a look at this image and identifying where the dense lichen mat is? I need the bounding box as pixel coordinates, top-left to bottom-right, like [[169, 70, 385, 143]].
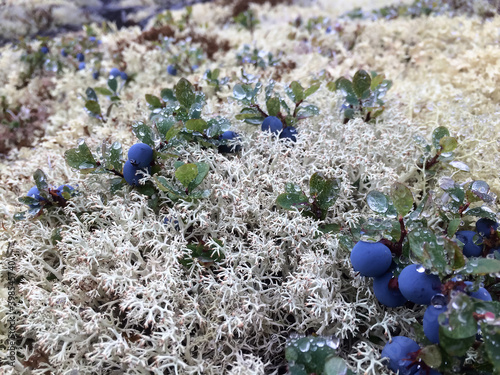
[[1, 0, 500, 374]]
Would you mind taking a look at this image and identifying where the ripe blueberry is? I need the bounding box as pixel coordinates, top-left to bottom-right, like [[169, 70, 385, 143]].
[[61, 49, 68, 57], [92, 71, 99, 80], [279, 126, 298, 142], [398, 264, 442, 305], [56, 184, 75, 198], [167, 64, 177, 76], [261, 116, 283, 134], [128, 143, 154, 168], [27, 186, 46, 202], [110, 67, 121, 78], [76, 53, 85, 62], [120, 71, 128, 80], [464, 281, 492, 301], [123, 161, 151, 186], [89, 36, 96, 42], [476, 218, 499, 238], [350, 241, 392, 277], [40, 46, 49, 54], [381, 336, 420, 375], [373, 270, 407, 307], [455, 230, 483, 257], [218, 131, 241, 153], [423, 305, 447, 344], [78, 62, 86, 70]]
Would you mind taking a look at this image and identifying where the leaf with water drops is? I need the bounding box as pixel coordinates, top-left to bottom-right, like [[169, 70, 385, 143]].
[[145, 94, 162, 109], [390, 182, 414, 217], [266, 97, 280, 117], [65, 140, 98, 173], [366, 190, 389, 214], [175, 163, 198, 188], [448, 160, 470, 172], [175, 78, 196, 108], [86, 87, 98, 101], [313, 176, 341, 210], [233, 84, 247, 101], [408, 227, 447, 274], [132, 121, 155, 146], [432, 126, 450, 150], [85, 100, 101, 117], [440, 292, 477, 340], [418, 345, 442, 369], [155, 115, 176, 138], [285, 336, 338, 375], [439, 136, 458, 152], [468, 180, 496, 203], [352, 70, 371, 98], [443, 238, 465, 270], [297, 104, 320, 118], [447, 218, 461, 237], [286, 81, 304, 103], [464, 257, 500, 275], [102, 141, 122, 172], [304, 83, 320, 98], [185, 119, 209, 133], [276, 193, 309, 210], [481, 322, 500, 370], [187, 162, 209, 191], [33, 169, 49, 198], [438, 326, 475, 356], [160, 88, 176, 103], [463, 207, 497, 221]]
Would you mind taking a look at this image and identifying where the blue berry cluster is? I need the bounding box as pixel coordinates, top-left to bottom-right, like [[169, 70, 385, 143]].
[[109, 67, 128, 81], [261, 116, 297, 142], [456, 218, 500, 257], [26, 184, 75, 210], [123, 143, 154, 186]]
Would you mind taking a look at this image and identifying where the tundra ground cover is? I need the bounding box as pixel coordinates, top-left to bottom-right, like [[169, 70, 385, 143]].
[[1, 0, 500, 374]]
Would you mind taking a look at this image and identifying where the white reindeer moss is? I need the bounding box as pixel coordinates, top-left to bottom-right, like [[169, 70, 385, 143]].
[[0, 0, 499, 374]]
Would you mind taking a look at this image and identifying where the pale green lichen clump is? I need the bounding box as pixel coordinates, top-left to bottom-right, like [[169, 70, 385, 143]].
[[0, 0, 499, 374]]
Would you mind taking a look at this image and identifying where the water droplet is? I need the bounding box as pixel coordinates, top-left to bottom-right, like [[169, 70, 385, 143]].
[[325, 336, 339, 349], [416, 265, 426, 273], [298, 341, 310, 352], [316, 338, 325, 347]]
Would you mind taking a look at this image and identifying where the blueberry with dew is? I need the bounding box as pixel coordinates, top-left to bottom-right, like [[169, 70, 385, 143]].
[[218, 131, 241, 153], [167, 64, 177, 76], [398, 264, 442, 305], [350, 241, 392, 277], [123, 161, 151, 186], [109, 67, 121, 78], [456, 230, 483, 257], [476, 218, 499, 238], [128, 143, 154, 168], [76, 53, 85, 62], [261, 116, 283, 134], [381, 336, 420, 375], [279, 126, 298, 142]]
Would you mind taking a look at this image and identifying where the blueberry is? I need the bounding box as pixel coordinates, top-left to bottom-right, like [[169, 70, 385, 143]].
[[476, 218, 499, 238], [464, 281, 492, 301], [120, 71, 128, 80], [78, 62, 86, 70], [89, 36, 96, 42], [27, 186, 45, 201], [76, 53, 85, 62], [123, 161, 151, 186], [40, 46, 49, 54], [61, 48, 68, 57], [350, 241, 392, 277], [110, 67, 121, 78], [326, 26, 332, 33], [455, 230, 483, 257], [279, 126, 298, 142], [56, 184, 75, 198], [398, 264, 442, 305], [373, 270, 407, 307], [381, 336, 420, 375], [92, 71, 99, 80], [192, 64, 199, 70], [261, 116, 283, 134], [423, 305, 447, 344], [218, 131, 241, 153], [128, 143, 154, 168], [167, 64, 177, 76]]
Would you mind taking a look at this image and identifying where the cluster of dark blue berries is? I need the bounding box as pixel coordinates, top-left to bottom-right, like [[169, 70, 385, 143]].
[[26, 184, 75, 209], [109, 67, 128, 81], [261, 116, 297, 142], [350, 217, 499, 374], [123, 143, 154, 186]]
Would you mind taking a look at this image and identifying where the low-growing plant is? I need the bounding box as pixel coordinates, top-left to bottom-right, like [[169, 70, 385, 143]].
[[161, 37, 205, 75], [236, 44, 281, 70], [234, 9, 260, 35], [332, 69, 392, 123], [83, 77, 122, 122]]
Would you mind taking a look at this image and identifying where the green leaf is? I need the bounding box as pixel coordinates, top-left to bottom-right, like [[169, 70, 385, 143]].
[[155, 116, 176, 138], [85, 87, 98, 101], [185, 118, 209, 133], [439, 326, 475, 356], [145, 94, 162, 108], [304, 83, 320, 98], [370, 73, 385, 90], [33, 169, 49, 196], [160, 88, 176, 103], [266, 97, 280, 117], [444, 238, 466, 270], [335, 77, 356, 97], [165, 126, 181, 141], [65, 140, 98, 172], [441, 293, 477, 340], [439, 136, 458, 152], [408, 227, 447, 274], [464, 207, 497, 220], [175, 163, 198, 188], [108, 78, 118, 93], [286, 81, 304, 103], [85, 100, 101, 116], [285, 182, 303, 194], [131, 122, 155, 146], [464, 257, 500, 275], [285, 336, 338, 374], [432, 126, 450, 150], [107, 141, 122, 171], [481, 323, 500, 370], [175, 78, 195, 108], [366, 191, 389, 214], [276, 193, 309, 210], [324, 356, 349, 375], [317, 223, 341, 236], [447, 218, 461, 237], [418, 345, 442, 369], [390, 182, 414, 217], [188, 162, 209, 191], [297, 104, 320, 118], [352, 70, 371, 98], [316, 177, 341, 210], [94, 87, 113, 96], [326, 81, 336, 92]]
